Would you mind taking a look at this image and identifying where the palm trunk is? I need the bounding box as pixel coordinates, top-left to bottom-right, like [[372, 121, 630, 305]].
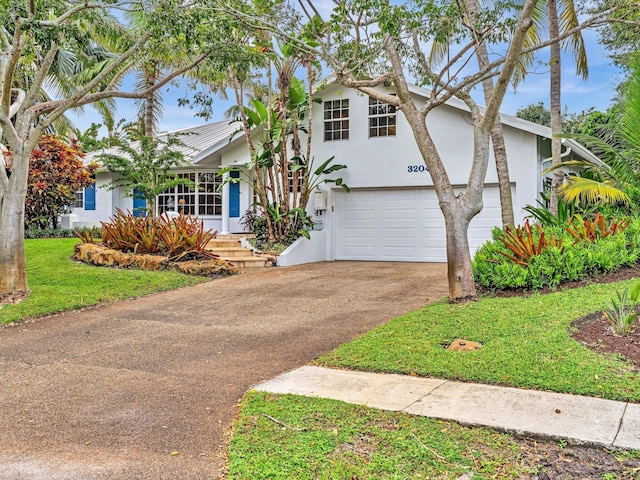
[[143, 62, 158, 138], [491, 123, 515, 227], [548, 0, 563, 217]]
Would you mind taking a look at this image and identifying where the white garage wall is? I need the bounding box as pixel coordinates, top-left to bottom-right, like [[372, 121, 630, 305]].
[[282, 83, 541, 264]]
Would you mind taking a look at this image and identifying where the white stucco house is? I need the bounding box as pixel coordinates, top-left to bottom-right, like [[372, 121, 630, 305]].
[[69, 83, 596, 265]]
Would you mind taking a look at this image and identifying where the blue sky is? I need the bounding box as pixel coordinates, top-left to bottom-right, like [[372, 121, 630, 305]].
[[68, 15, 624, 135]]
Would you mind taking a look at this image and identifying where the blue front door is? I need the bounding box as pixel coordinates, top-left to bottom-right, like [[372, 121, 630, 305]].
[[229, 171, 240, 218], [133, 189, 147, 217]]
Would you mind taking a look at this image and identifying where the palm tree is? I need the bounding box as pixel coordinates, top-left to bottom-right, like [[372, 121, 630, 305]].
[[544, 56, 640, 206], [515, 0, 588, 215]]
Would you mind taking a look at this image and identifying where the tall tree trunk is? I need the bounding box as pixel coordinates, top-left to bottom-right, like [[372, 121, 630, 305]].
[[465, 0, 515, 227], [0, 149, 30, 304], [548, 0, 563, 216], [402, 103, 483, 301], [491, 123, 515, 227]]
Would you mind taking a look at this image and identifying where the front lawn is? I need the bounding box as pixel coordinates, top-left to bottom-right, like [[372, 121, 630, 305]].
[[229, 392, 640, 479], [229, 280, 640, 478], [316, 280, 640, 402], [1, 238, 208, 324]]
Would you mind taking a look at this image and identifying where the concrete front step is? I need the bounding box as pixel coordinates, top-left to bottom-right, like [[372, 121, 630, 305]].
[[215, 233, 254, 240], [207, 247, 254, 257], [208, 239, 243, 248], [206, 237, 270, 268], [227, 256, 269, 268]]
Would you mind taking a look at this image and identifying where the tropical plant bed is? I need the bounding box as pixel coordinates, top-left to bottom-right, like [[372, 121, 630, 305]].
[[74, 243, 237, 277], [572, 312, 640, 368]]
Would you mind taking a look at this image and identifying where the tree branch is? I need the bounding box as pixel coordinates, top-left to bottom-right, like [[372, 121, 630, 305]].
[[20, 41, 59, 117]]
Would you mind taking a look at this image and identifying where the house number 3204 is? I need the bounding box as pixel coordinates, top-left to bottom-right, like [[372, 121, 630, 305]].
[[407, 165, 428, 173]]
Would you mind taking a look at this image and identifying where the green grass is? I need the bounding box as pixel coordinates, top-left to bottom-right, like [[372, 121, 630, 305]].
[[1, 238, 208, 323], [228, 391, 534, 480], [229, 392, 640, 479], [229, 280, 640, 478], [316, 281, 640, 402]]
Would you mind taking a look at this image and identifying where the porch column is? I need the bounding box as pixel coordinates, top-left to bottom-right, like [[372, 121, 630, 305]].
[[220, 171, 230, 234]]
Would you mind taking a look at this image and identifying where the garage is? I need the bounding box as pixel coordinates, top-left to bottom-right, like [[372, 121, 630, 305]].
[[334, 187, 504, 262]]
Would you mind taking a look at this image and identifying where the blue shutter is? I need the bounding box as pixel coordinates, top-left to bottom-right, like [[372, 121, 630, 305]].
[[133, 189, 147, 217], [84, 181, 96, 210], [229, 170, 240, 218]]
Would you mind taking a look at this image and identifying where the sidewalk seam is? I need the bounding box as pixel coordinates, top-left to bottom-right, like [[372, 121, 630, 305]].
[[611, 402, 630, 447], [401, 379, 449, 412]]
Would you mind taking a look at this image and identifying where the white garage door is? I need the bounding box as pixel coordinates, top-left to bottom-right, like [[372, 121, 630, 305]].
[[334, 187, 503, 262]]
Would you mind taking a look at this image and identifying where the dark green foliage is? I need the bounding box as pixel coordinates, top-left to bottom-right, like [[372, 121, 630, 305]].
[[473, 217, 640, 290], [99, 209, 216, 260], [240, 206, 312, 246], [523, 195, 592, 227], [24, 227, 79, 239]]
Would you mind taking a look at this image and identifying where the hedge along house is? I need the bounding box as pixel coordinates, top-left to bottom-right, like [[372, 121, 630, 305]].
[[70, 82, 597, 265]]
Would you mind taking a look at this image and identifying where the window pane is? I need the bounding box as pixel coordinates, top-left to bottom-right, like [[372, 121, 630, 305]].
[[324, 99, 349, 141], [368, 96, 396, 137]]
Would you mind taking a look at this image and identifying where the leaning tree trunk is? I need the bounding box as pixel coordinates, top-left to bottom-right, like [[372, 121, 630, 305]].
[[0, 149, 30, 303], [548, 0, 563, 217]]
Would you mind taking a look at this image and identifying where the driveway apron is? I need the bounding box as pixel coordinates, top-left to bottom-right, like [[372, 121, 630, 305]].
[[0, 261, 447, 479]]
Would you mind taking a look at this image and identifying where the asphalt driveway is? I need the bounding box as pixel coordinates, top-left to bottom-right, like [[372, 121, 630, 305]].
[[0, 261, 448, 479]]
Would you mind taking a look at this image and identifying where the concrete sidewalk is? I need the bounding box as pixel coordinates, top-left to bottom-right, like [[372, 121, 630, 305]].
[[255, 366, 640, 450]]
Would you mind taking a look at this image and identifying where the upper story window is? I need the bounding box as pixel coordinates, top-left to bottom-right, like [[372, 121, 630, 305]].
[[324, 99, 349, 141], [369, 97, 396, 137], [288, 167, 303, 193]]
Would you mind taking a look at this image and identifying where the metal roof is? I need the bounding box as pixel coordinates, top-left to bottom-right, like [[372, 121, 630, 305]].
[[84, 120, 241, 166]]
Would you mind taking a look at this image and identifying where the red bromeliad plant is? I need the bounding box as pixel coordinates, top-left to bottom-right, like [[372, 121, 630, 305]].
[[157, 214, 217, 261], [566, 213, 630, 244], [499, 219, 563, 266], [96, 209, 217, 260]]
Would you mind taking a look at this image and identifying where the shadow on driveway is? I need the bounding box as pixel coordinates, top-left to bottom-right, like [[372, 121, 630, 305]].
[[0, 261, 447, 479]]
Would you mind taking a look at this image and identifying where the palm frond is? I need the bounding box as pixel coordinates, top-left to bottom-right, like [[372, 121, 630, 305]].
[[558, 0, 588, 79], [559, 176, 630, 205]]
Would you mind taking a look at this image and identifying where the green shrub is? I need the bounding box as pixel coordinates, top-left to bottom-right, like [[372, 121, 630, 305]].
[[25, 227, 78, 239], [603, 282, 640, 336], [473, 217, 640, 290]]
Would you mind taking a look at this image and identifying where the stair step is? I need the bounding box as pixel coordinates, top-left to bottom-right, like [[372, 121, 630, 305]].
[[215, 233, 254, 239], [225, 256, 269, 268], [207, 239, 242, 248], [207, 247, 254, 257]]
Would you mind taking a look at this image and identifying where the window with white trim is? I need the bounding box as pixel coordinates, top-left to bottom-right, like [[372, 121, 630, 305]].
[[157, 171, 222, 216], [288, 166, 303, 193], [368, 97, 396, 137], [324, 99, 349, 141], [73, 190, 84, 208], [197, 172, 222, 215]]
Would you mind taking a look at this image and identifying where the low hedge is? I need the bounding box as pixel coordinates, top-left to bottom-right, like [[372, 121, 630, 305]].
[[472, 218, 640, 290]]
